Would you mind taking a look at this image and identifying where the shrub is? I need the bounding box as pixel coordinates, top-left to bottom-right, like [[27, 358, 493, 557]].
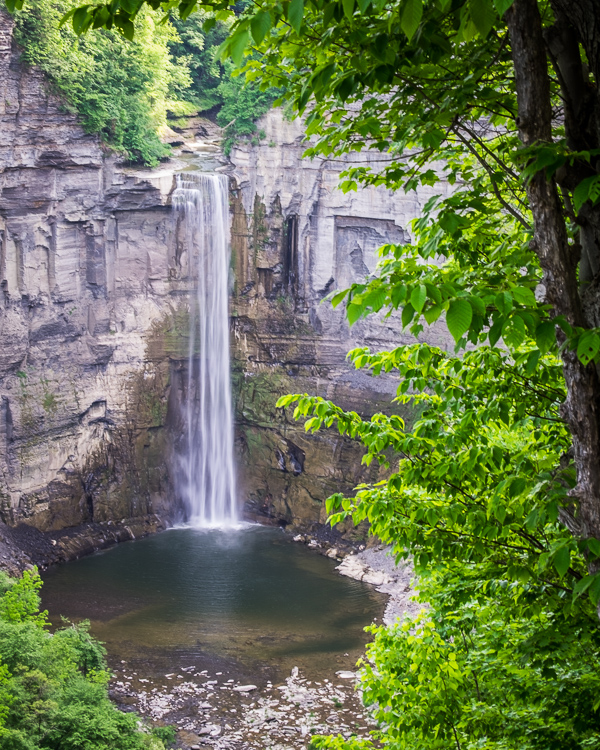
[[0, 568, 169, 750]]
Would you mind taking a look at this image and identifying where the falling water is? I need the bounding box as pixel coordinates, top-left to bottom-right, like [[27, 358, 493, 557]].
[[173, 173, 238, 527]]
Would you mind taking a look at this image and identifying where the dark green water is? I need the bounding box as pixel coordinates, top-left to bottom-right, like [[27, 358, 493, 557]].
[[41, 526, 384, 681]]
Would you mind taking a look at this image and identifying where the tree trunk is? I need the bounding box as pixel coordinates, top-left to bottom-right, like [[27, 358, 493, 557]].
[[506, 0, 600, 576]]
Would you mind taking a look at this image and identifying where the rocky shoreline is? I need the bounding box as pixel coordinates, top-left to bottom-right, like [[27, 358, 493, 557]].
[[0, 514, 166, 573], [113, 662, 376, 750]]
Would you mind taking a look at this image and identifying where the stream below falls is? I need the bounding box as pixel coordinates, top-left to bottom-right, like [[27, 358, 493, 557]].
[[40, 526, 386, 749]]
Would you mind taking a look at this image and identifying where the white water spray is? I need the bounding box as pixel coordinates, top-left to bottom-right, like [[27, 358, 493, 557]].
[[173, 173, 238, 527]]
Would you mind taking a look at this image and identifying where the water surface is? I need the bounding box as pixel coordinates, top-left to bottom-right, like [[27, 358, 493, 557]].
[[41, 526, 384, 681]]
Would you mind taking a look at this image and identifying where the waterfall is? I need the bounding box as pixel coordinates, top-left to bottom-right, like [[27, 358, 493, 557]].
[[173, 173, 238, 527]]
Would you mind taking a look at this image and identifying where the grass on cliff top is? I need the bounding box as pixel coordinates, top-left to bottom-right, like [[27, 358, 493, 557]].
[[0, 568, 174, 750]]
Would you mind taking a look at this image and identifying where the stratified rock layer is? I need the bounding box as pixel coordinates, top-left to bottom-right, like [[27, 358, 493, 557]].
[[229, 109, 451, 529], [0, 9, 187, 545]]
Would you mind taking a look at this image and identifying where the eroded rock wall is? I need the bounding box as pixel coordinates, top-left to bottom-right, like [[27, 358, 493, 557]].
[[229, 109, 451, 529], [0, 9, 190, 542], [1, 4, 450, 551]]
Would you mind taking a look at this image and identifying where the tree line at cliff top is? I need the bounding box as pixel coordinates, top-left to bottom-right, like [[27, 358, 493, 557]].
[[7, 0, 600, 747], [3, 0, 275, 164]]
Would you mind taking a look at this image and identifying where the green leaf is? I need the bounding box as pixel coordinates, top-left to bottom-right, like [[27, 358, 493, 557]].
[[229, 27, 250, 65], [573, 175, 600, 214], [535, 321, 556, 354], [401, 0, 423, 40], [72, 5, 92, 34], [390, 284, 407, 308], [343, 0, 355, 19], [553, 546, 570, 578], [410, 284, 427, 313], [347, 302, 363, 326], [288, 0, 305, 33], [525, 349, 541, 374], [469, 0, 496, 37], [511, 286, 536, 306], [424, 305, 442, 325], [446, 299, 473, 342], [509, 477, 526, 497], [488, 319, 503, 347], [402, 304, 416, 328], [425, 283, 442, 305], [469, 295, 486, 316], [590, 575, 600, 606], [251, 11, 272, 44], [574, 574, 596, 599], [331, 290, 350, 308], [120, 0, 141, 14], [576, 330, 600, 365], [92, 6, 111, 28], [118, 18, 135, 40], [337, 75, 355, 101], [495, 291, 513, 314], [179, 0, 197, 20], [587, 538, 600, 559], [502, 315, 525, 349]]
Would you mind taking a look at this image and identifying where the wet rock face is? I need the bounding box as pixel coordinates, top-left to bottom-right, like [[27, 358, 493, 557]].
[[229, 109, 452, 530], [0, 9, 189, 538]]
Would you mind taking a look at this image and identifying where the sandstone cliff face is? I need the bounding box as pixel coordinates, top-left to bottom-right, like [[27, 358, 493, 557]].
[[0, 9, 189, 541], [229, 109, 451, 529]]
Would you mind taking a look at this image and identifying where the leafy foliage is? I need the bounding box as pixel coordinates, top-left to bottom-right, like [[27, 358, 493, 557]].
[[0, 569, 169, 750], [7, 0, 278, 161], [8, 0, 187, 166], [278, 338, 598, 606], [167, 11, 279, 153], [310, 573, 600, 750], [168, 12, 228, 111], [215, 61, 277, 154]]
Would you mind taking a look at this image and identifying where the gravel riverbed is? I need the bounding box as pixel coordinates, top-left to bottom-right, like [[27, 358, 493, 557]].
[[109, 542, 421, 749]]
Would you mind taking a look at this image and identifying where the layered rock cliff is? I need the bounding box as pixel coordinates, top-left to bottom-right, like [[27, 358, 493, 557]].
[[229, 109, 451, 530], [0, 6, 450, 563], [0, 9, 189, 560]]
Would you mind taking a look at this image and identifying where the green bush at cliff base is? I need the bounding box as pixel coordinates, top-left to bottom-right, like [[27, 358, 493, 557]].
[[0, 568, 169, 750], [8, 0, 190, 167]]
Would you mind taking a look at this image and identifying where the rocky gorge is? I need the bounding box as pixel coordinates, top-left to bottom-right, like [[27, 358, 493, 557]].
[[0, 6, 449, 567], [0, 10, 435, 748]]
